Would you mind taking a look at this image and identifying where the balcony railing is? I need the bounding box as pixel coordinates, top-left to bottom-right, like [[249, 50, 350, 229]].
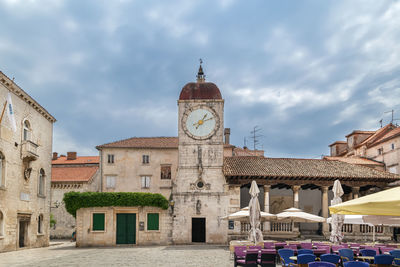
[[21, 140, 39, 161], [270, 222, 292, 232]]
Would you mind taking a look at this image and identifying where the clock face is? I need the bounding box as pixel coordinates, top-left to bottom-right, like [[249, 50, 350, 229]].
[[182, 107, 219, 139]]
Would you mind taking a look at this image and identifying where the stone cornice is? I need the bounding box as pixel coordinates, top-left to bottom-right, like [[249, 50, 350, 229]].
[[0, 71, 56, 123]]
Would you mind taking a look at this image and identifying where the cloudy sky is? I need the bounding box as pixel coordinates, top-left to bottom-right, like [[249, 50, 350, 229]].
[[1, 0, 400, 158]]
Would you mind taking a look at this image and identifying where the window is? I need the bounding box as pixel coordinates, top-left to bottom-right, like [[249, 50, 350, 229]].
[[23, 120, 31, 141], [141, 176, 150, 188], [161, 165, 171, 179], [147, 213, 159, 231], [0, 211, 3, 236], [392, 143, 395, 150], [38, 214, 43, 234], [378, 148, 383, 155], [389, 166, 398, 174], [106, 176, 116, 188], [107, 154, 114, 164], [142, 155, 149, 164], [92, 213, 105, 231], [0, 152, 4, 187], [38, 169, 45, 196]]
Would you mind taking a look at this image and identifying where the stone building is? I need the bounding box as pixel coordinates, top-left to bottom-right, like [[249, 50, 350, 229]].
[[88, 65, 399, 246], [329, 123, 400, 174], [50, 152, 100, 239], [0, 71, 55, 252]]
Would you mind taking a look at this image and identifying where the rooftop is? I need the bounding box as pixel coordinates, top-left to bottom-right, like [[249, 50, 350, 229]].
[[97, 137, 179, 149], [51, 166, 99, 182]]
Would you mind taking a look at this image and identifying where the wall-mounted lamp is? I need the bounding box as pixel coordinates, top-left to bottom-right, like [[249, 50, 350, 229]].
[[50, 200, 61, 209], [169, 199, 175, 214]]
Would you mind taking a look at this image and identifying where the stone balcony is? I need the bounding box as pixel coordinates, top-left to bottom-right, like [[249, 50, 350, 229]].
[[21, 140, 39, 161]]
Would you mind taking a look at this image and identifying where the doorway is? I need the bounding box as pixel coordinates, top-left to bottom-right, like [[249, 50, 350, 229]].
[[116, 213, 136, 244], [19, 221, 29, 248], [192, 218, 206, 242]]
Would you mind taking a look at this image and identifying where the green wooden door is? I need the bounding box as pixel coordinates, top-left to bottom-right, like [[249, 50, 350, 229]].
[[116, 213, 136, 244]]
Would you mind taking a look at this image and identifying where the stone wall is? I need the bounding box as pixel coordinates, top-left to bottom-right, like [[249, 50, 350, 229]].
[[76, 206, 172, 247], [0, 74, 54, 252]]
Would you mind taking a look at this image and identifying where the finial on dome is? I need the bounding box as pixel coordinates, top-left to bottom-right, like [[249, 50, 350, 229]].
[[196, 58, 205, 83]]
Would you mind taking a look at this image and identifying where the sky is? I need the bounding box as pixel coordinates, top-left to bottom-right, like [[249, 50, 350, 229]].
[[1, 0, 400, 158]]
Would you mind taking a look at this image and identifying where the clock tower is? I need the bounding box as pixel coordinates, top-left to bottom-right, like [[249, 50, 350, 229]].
[[172, 64, 228, 244]]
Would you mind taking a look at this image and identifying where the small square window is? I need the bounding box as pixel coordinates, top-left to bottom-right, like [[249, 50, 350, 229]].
[[392, 144, 395, 150], [106, 176, 116, 188], [107, 154, 114, 164], [161, 165, 171, 179], [92, 213, 105, 231], [378, 148, 383, 155], [141, 176, 150, 188], [147, 213, 159, 230], [142, 155, 149, 164]]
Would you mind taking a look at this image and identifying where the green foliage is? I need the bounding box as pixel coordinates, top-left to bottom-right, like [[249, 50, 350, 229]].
[[50, 213, 56, 228], [63, 192, 169, 217]]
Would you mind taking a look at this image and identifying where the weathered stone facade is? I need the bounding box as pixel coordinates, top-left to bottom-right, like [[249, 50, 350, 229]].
[[76, 206, 171, 247], [0, 71, 55, 252]]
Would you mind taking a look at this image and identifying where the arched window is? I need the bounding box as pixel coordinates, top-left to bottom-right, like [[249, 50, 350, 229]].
[[38, 169, 45, 196], [38, 214, 43, 234], [23, 120, 31, 141], [0, 211, 4, 236], [0, 152, 4, 187]]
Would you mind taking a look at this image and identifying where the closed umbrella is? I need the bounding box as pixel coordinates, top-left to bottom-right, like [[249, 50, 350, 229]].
[[248, 180, 263, 244], [330, 179, 345, 244]]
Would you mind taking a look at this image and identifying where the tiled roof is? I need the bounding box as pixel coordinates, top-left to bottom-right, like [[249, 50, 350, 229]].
[[179, 82, 222, 100], [51, 166, 98, 182], [52, 156, 99, 165], [233, 147, 264, 157], [97, 137, 178, 149], [224, 156, 400, 180], [370, 127, 400, 146], [323, 156, 384, 166], [358, 124, 395, 148]]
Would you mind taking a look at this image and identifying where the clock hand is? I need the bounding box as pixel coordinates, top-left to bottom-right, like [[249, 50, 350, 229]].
[[203, 117, 214, 122]]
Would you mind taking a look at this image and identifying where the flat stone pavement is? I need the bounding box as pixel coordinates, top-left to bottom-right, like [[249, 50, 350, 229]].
[[0, 241, 235, 267]]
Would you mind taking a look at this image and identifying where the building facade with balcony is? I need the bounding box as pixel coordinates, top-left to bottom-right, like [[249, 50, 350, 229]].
[[0, 71, 55, 252]]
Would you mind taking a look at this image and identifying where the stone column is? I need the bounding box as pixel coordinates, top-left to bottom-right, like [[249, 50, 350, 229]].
[[264, 185, 271, 232], [292, 185, 301, 209], [352, 187, 360, 199], [321, 186, 329, 234]]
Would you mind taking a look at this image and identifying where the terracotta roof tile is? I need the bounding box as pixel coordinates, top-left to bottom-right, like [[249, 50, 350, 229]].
[[51, 166, 98, 182], [179, 82, 222, 100], [323, 156, 384, 166], [97, 137, 178, 149], [52, 156, 99, 165], [224, 156, 400, 180], [370, 127, 400, 146]]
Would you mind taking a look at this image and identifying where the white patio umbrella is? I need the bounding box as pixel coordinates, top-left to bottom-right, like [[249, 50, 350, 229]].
[[330, 179, 345, 244], [221, 206, 276, 222], [276, 207, 326, 223], [248, 180, 263, 244]]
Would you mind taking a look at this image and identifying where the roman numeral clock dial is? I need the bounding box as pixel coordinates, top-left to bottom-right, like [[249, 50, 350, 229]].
[[182, 106, 219, 140]]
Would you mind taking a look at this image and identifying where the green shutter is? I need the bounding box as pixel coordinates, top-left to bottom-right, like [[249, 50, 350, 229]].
[[147, 213, 159, 230], [93, 213, 105, 231]]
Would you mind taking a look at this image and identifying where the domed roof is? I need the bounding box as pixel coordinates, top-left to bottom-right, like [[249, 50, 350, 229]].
[[179, 64, 222, 100]]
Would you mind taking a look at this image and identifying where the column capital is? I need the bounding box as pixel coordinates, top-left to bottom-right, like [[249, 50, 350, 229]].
[[321, 186, 329, 193], [292, 185, 301, 192], [263, 185, 271, 192], [352, 187, 360, 193]]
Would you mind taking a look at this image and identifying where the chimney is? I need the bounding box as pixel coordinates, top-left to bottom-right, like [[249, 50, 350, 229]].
[[224, 128, 230, 145], [52, 152, 58, 160], [67, 152, 77, 160]]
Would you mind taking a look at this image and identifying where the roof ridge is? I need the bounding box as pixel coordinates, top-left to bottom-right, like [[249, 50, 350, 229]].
[[97, 136, 178, 148]]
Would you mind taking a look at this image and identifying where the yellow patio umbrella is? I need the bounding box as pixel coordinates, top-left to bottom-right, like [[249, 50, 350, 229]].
[[329, 186, 400, 216]]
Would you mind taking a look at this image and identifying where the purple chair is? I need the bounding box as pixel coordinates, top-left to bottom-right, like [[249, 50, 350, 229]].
[[309, 262, 336, 267], [257, 249, 276, 267], [234, 246, 247, 260], [274, 242, 286, 250], [349, 243, 361, 248], [248, 245, 262, 250], [316, 246, 331, 254], [264, 242, 275, 249], [285, 244, 298, 251], [301, 242, 313, 249], [236, 249, 259, 267]]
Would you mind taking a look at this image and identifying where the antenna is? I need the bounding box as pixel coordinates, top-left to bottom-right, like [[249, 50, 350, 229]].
[[384, 110, 394, 124], [243, 137, 247, 147], [379, 119, 383, 128], [249, 126, 263, 151]]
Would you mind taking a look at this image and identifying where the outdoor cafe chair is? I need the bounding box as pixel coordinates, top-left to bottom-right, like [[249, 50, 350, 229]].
[[308, 262, 336, 267], [234, 246, 247, 260], [292, 254, 316, 267], [300, 243, 313, 249], [235, 249, 259, 267], [379, 247, 393, 254], [257, 249, 276, 267], [389, 250, 400, 266], [374, 254, 394, 267], [264, 242, 275, 249], [316, 246, 331, 254], [319, 254, 340, 266], [360, 249, 377, 257], [248, 245, 262, 250], [338, 248, 354, 263], [278, 248, 295, 267], [285, 244, 298, 250], [274, 242, 286, 250], [343, 262, 369, 267], [298, 249, 314, 255], [332, 245, 347, 253], [349, 243, 361, 248]]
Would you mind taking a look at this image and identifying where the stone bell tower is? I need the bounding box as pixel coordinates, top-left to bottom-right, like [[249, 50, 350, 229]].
[[172, 63, 228, 244]]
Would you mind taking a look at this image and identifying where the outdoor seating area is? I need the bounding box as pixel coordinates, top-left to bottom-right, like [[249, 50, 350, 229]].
[[232, 241, 400, 267]]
